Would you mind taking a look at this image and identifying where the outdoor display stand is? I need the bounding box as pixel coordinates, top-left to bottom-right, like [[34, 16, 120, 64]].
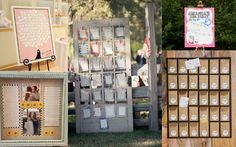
[[166, 58, 231, 138], [73, 18, 133, 133], [0, 72, 68, 146]]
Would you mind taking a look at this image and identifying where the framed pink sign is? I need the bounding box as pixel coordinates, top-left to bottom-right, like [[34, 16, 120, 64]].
[[184, 7, 215, 48], [12, 7, 56, 65]]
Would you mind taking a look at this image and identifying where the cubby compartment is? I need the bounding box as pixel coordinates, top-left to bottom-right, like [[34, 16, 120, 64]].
[[179, 75, 188, 89], [168, 91, 178, 105], [199, 75, 208, 89], [169, 122, 178, 137], [179, 107, 188, 121], [210, 91, 219, 105], [210, 59, 219, 74], [221, 122, 230, 137], [189, 107, 198, 121], [220, 91, 230, 106], [220, 75, 229, 90], [210, 122, 219, 137], [220, 107, 230, 121], [210, 107, 219, 121], [210, 75, 219, 89], [168, 59, 177, 73], [168, 75, 177, 89], [169, 107, 178, 121], [199, 91, 208, 105], [179, 123, 188, 137], [178, 59, 187, 74], [189, 91, 198, 105], [190, 122, 199, 137], [220, 59, 230, 74], [199, 59, 208, 74], [189, 75, 198, 89]]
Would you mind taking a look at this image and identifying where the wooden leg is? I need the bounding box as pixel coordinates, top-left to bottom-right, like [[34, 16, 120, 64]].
[[46, 60, 50, 71], [38, 62, 40, 71], [28, 64, 32, 71]]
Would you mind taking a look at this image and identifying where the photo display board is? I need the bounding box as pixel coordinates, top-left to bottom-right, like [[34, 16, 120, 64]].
[[166, 58, 231, 138], [12, 7, 56, 65], [184, 8, 215, 48], [0, 72, 67, 146], [73, 18, 133, 133]]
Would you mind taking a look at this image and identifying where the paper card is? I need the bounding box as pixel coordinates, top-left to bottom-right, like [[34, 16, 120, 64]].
[[102, 27, 113, 39], [103, 42, 113, 55], [78, 28, 88, 39], [90, 27, 100, 40], [131, 76, 139, 87], [116, 88, 127, 101], [104, 75, 113, 85], [185, 58, 200, 70], [184, 8, 215, 48], [44, 87, 61, 126], [116, 56, 126, 69], [100, 119, 108, 129], [80, 89, 90, 102], [94, 107, 101, 117], [12, 7, 55, 64], [105, 105, 115, 118], [79, 58, 89, 72], [115, 26, 125, 37], [83, 108, 91, 118], [80, 75, 91, 87], [116, 73, 127, 87], [2, 85, 20, 128], [91, 74, 102, 88], [103, 57, 113, 70], [91, 58, 101, 71], [104, 89, 114, 102], [79, 43, 89, 55], [92, 90, 102, 101], [179, 96, 189, 107], [117, 106, 126, 117], [115, 40, 125, 52], [91, 42, 100, 55]]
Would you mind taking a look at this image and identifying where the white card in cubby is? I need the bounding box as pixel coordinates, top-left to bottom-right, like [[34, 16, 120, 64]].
[[105, 105, 115, 118]]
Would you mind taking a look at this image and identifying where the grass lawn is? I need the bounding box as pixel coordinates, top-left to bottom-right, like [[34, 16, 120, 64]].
[[68, 128, 162, 147]]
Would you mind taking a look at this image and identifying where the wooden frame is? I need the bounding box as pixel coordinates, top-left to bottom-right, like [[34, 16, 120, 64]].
[[73, 18, 133, 133], [166, 58, 231, 138], [0, 72, 68, 146]]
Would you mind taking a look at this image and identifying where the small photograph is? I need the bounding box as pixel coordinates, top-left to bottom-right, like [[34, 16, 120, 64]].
[[22, 108, 41, 136], [22, 85, 40, 101]]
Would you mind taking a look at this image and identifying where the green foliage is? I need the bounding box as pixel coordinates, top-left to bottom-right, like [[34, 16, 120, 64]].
[[162, 0, 236, 50]]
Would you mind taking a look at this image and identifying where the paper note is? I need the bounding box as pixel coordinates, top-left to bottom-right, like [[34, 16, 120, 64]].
[[79, 59, 89, 72], [105, 105, 115, 118], [93, 90, 102, 101], [80, 75, 90, 87], [44, 87, 61, 126], [90, 27, 100, 40], [115, 40, 125, 52], [83, 108, 91, 118], [94, 108, 101, 117], [80, 89, 90, 102], [116, 88, 127, 101], [79, 43, 89, 54], [103, 42, 113, 55], [100, 119, 108, 129], [115, 27, 124, 37], [102, 27, 113, 39], [116, 57, 126, 69], [105, 75, 113, 85], [104, 57, 113, 70], [91, 58, 101, 71], [179, 96, 189, 107], [117, 106, 126, 117], [105, 89, 114, 102], [185, 58, 200, 70], [116, 73, 127, 87], [92, 74, 102, 88], [2, 85, 19, 128]]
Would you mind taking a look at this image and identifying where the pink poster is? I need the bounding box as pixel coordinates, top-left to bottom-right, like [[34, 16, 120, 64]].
[[12, 7, 55, 65], [184, 8, 215, 48]]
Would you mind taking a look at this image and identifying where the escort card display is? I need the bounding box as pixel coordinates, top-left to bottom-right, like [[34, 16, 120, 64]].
[[167, 58, 231, 138], [0, 72, 67, 146], [73, 18, 133, 133], [12, 7, 56, 65]]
